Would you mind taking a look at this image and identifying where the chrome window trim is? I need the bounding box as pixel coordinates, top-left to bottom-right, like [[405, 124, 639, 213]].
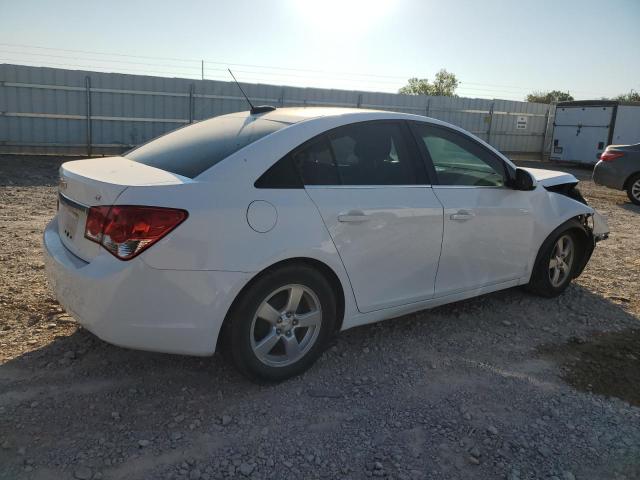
[[431, 185, 507, 190], [305, 184, 433, 189]]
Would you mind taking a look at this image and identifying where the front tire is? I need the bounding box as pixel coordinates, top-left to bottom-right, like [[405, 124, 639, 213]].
[[527, 223, 584, 298], [626, 173, 640, 205], [225, 264, 337, 382]]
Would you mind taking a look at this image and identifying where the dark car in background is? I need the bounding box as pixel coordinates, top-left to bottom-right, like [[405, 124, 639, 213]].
[[593, 144, 640, 205]]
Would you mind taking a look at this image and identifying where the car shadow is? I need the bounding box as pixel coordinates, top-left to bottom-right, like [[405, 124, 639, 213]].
[[1, 283, 637, 397], [620, 202, 640, 214]]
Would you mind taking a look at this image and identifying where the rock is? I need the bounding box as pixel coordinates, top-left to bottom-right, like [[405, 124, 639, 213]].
[[537, 445, 551, 458], [189, 468, 202, 479], [17, 446, 26, 455], [487, 425, 499, 435], [30, 401, 39, 408], [563, 472, 576, 480], [171, 432, 183, 441], [374, 461, 383, 470], [307, 388, 343, 399], [74, 466, 93, 480], [138, 439, 151, 448], [239, 463, 255, 476], [502, 320, 513, 326], [468, 455, 480, 465], [221, 415, 232, 426], [508, 469, 521, 480], [469, 446, 481, 458]]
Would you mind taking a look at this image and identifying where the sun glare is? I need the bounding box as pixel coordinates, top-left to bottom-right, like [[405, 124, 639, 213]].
[[290, 0, 397, 37]]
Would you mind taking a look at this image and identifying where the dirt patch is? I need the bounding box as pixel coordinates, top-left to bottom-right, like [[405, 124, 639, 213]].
[[1, 155, 639, 480], [540, 329, 640, 407]]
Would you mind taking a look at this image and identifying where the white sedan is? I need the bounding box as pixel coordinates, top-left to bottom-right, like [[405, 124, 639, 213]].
[[43, 107, 609, 381]]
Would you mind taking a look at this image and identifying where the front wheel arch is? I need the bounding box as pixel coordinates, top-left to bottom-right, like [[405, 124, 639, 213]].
[[527, 217, 594, 296]]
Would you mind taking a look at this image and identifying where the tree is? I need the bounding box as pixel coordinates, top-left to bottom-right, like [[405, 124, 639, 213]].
[[526, 90, 574, 103], [398, 69, 459, 96], [614, 90, 640, 102]]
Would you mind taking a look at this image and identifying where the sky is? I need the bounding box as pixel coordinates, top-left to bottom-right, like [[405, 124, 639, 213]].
[[1, 0, 639, 101]]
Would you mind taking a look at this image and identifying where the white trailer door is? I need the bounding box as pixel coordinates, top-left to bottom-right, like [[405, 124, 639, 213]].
[[611, 106, 640, 145], [551, 105, 613, 165]]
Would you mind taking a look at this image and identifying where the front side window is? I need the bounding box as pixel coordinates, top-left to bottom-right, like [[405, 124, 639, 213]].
[[413, 123, 506, 187]]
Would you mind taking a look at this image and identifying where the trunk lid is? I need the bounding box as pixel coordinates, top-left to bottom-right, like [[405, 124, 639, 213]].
[[57, 157, 190, 261]]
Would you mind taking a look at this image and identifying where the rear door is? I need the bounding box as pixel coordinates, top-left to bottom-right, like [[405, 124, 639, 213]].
[[299, 121, 444, 313], [410, 122, 533, 296]]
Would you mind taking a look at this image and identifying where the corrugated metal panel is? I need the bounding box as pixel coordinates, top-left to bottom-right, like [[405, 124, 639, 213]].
[[0, 63, 554, 156]]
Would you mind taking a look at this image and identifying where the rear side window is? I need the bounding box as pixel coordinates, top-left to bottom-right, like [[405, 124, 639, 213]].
[[293, 137, 340, 185], [328, 122, 419, 185], [126, 115, 289, 178], [291, 121, 423, 186]]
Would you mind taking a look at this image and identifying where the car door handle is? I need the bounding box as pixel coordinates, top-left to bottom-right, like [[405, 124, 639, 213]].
[[338, 210, 370, 223], [450, 210, 475, 221]]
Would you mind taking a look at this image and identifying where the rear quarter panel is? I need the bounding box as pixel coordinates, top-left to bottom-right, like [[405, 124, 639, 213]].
[[115, 179, 358, 324]]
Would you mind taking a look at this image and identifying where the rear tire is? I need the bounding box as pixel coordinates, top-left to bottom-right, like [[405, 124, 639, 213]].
[[527, 222, 585, 298], [225, 264, 337, 383], [626, 173, 640, 205]]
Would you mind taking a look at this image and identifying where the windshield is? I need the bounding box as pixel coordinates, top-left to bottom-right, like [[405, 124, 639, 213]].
[[126, 114, 290, 178]]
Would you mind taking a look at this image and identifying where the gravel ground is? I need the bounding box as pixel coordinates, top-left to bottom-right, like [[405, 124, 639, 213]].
[[1, 155, 639, 480]]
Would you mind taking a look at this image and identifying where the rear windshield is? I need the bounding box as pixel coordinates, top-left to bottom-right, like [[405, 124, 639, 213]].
[[126, 115, 289, 178]]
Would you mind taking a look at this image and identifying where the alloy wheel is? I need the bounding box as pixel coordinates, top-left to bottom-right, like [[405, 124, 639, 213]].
[[548, 234, 574, 287], [250, 284, 322, 367], [632, 178, 640, 202]]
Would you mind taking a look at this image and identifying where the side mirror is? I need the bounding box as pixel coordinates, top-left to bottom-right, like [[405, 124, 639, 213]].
[[512, 168, 536, 191]]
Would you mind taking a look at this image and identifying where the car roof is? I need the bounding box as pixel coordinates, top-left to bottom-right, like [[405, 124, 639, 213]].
[[223, 107, 420, 125]]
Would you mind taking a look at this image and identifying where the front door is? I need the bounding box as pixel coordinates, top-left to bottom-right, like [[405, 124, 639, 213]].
[[296, 121, 444, 313], [411, 122, 533, 297]]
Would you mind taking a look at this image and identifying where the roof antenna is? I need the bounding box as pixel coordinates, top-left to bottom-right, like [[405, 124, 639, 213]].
[[228, 68, 276, 114]]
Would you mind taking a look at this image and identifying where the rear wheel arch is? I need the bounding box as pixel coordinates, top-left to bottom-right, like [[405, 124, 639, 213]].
[[216, 257, 346, 352], [623, 172, 640, 205], [623, 171, 640, 190]]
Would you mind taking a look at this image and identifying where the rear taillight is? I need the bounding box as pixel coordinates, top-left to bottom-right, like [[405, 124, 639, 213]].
[[600, 150, 625, 162], [84, 205, 188, 260]]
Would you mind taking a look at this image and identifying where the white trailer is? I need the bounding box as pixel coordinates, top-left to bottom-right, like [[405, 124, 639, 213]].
[[550, 100, 640, 165]]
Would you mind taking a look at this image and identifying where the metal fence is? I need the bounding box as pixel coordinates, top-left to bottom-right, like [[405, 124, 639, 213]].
[[0, 64, 555, 157]]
